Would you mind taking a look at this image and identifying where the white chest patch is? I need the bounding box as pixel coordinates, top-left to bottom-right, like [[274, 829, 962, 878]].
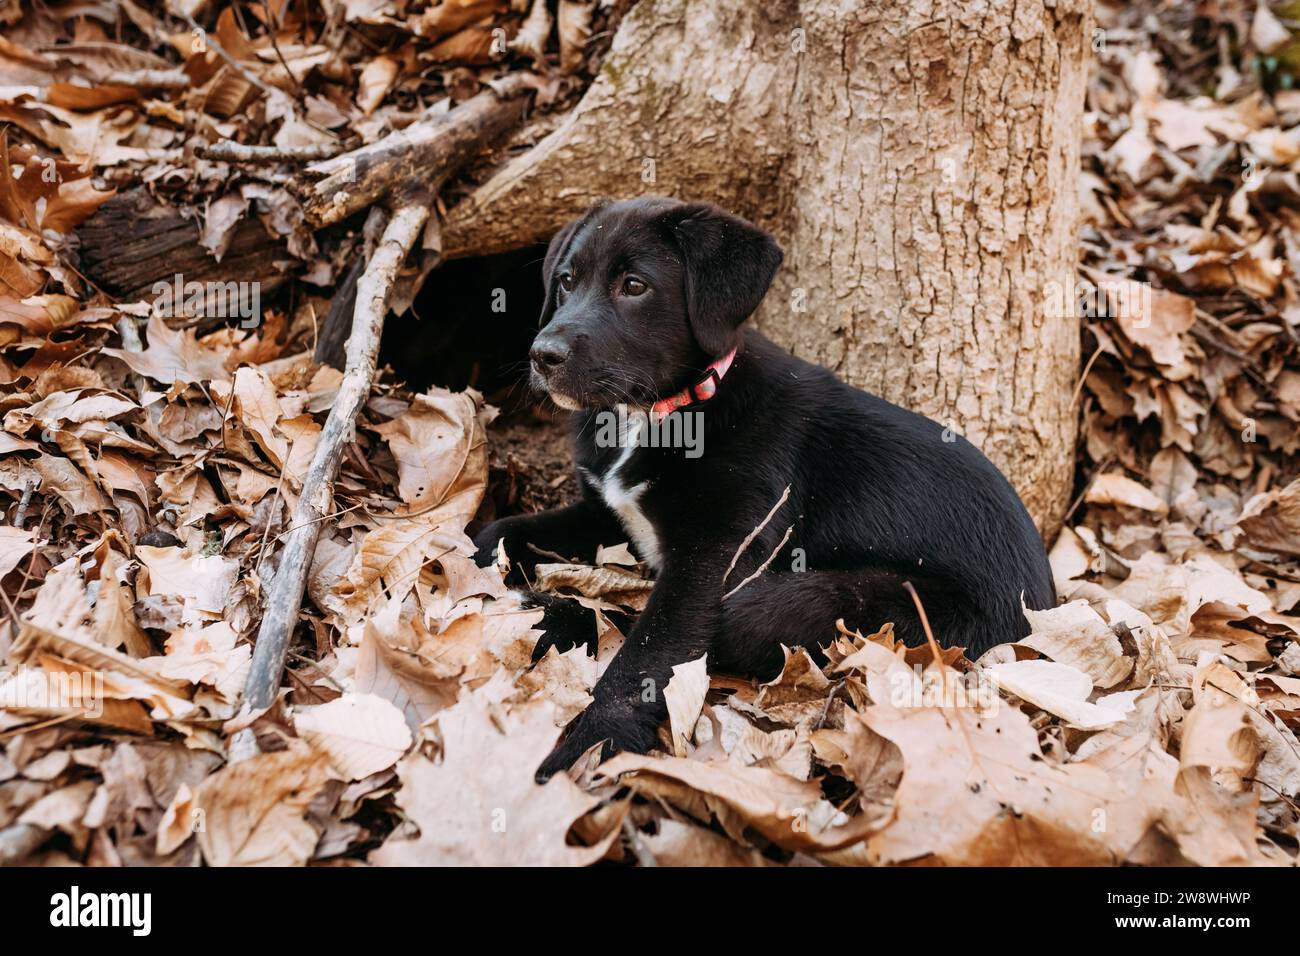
[[584, 412, 661, 570]]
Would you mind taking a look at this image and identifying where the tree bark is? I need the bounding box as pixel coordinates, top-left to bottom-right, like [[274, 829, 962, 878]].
[[440, 0, 1091, 533]]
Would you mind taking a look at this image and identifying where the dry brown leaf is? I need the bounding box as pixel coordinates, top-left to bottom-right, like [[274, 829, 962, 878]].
[[509, 0, 552, 64], [0, 525, 35, 577], [984, 660, 1140, 730], [556, 0, 592, 73], [194, 744, 331, 867], [136, 547, 239, 623], [149, 621, 249, 705], [295, 692, 413, 780], [516, 644, 595, 727], [90, 538, 152, 657], [597, 751, 874, 853], [1019, 599, 1134, 688], [101, 313, 230, 386], [664, 655, 709, 757], [330, 518, 462, 626], [31, 453, 107, 514], [352, 599, 463, 729], [534, 562, 654, 607], [640, 818, 771, 866], [1086, 472, 1169, 513], [356, 55, 399, 115], [858, 701, 1165, 865], [1236, 477, 1300, 557], [1117, 288, 1196, 372], [1180, 653, 1261, 788], [372, 388, 488, 515], [156, 782, 200, 856], [371, 675, 616, 865], [419, 0, 503, 39]]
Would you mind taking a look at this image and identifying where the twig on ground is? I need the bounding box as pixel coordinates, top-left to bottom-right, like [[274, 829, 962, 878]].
[[13, 480, 34, 528], [902, 580, 951, 700], [259, 0, 301, 93], [1062, 454, 1114, 525], [102, 68, 190, 89], [196, 140, 343, 163], [180, 12, 274, 95], [293, 74, 534, 228], [240, 204, 430, 718]]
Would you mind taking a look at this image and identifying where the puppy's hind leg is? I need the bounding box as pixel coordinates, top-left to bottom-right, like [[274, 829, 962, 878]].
[[711, 568, 961, 679]]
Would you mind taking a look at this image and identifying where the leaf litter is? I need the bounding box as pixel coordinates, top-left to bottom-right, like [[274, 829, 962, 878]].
[[0, 0, 1298, 866]]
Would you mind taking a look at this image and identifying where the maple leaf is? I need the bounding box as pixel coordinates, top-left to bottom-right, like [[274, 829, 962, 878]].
[[371, 674, 617, 866]]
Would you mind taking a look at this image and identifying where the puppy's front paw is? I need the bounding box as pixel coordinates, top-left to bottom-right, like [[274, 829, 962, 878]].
[[518, 591, 599, 661], [535, 699, 658, 782], [472, 518, 535, 583], [471, 519, 511, 566]]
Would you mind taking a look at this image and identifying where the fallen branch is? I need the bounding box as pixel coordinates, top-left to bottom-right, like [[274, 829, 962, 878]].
[[196, 140, 343, 163], [102, 68, 190, 89], [241, 204, 430, 714], [292, 73, 534, 228], [78, 78, 534, 300]]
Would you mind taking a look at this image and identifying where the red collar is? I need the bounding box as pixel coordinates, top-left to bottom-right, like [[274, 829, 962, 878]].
[[651, 347, 737, 416]]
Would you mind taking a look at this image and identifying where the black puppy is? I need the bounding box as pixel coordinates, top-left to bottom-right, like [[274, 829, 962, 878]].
[[474, 197, 1055, 779]]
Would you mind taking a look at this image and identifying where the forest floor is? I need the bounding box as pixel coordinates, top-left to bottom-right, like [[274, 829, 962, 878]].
[[0, 0, 1298, 866]]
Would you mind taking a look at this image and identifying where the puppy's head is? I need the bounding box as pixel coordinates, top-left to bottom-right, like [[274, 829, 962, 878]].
[[529, 197, 783, 410]]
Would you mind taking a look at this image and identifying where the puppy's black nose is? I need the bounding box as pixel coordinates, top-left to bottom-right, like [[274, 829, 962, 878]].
[[530, 344, 569, 372]]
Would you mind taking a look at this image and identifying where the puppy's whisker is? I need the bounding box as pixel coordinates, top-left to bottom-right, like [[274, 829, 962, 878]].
[[595, 373, 649, 409], [596, 366, 657, 406]]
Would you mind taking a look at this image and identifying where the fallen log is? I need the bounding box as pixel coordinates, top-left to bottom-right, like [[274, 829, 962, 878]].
[[78, 187, 288, 305]]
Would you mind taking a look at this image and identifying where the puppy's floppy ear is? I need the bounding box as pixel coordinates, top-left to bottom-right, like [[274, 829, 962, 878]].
[[538, 199, 609, 327], [664, 202, 784, 355]]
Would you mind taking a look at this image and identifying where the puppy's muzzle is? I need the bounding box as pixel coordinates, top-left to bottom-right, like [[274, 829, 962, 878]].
[[529, 337, 570, 377]]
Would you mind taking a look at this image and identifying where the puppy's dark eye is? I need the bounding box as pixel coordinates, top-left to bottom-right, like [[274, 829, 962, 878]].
[[621, 276, 647, 297], [558, 272, 575, 293]]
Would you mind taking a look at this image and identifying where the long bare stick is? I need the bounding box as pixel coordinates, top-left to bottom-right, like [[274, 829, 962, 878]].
[[196, 140, 342, 163], [241, 204, 429, 715], [102, 68, 190, 89]]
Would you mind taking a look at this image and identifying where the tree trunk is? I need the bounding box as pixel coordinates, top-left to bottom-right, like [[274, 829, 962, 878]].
[[441, 0, 1091, 533]]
